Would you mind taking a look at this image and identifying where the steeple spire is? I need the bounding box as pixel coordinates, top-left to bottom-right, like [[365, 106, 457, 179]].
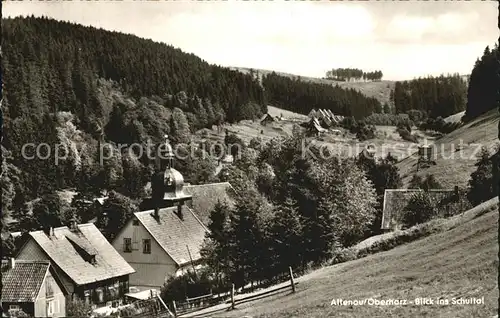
[[164, 134, 174, 169]]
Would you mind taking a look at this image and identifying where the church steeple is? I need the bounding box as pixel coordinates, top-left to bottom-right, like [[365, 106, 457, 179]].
[[156, 134, 174, 171], [145, 134, 192, 217], [164, 134, 174, 169]]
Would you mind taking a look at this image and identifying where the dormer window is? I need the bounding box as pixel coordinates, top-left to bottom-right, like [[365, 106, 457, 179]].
[[66, 235, 98, 264]]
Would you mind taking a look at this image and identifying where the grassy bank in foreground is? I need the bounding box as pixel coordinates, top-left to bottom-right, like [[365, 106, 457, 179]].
[[183, 198, 498, 318]]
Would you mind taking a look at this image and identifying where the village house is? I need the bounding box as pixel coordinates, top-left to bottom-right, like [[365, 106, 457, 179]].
[[260, 113, 276, 126], [308, 109, 317, 118], [15, 223, 135, 309], [1, 259, 67, 317], [112, 137, 235, 291], [304, 117, 327, 137], [381, 188, 459, 231]]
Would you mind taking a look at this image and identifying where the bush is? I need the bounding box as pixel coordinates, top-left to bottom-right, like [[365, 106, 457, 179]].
[[401, 192, 438, 228], [396, 127, 418, 143], [66, 298, 93, 317], [363, 113, 414, 127], [161, 268, 222, 303], [329, 247, 358, 265], [7, 309, 29, 317], [418, 117, 461, 134]]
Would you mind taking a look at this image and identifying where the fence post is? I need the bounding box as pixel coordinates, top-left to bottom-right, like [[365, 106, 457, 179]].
[[230, 283, 235, 309], [172, 300, 177, 318], [289, 266, 296, 293]]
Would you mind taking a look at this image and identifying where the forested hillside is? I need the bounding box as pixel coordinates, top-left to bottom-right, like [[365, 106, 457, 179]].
[[464, 44, 500, 121], [1, 16, 266, 202], [391, 74, 468, 119], [262, 72, 381, 118]]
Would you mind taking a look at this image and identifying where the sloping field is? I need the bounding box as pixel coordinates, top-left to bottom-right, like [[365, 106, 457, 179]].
[[444, 111, 466, 123], [184, 200, 498, 318], [267, 105, 308, 121], [195, 106, 434, 162], [233, 67, 395, 106], [397, 110, 500, 188]]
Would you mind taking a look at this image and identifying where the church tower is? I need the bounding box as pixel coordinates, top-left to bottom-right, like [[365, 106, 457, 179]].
[[143, 135, 192, 218]]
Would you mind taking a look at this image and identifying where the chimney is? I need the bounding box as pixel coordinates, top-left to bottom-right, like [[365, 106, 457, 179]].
[[8, 258, 15, 269], [154, 207, 159, 220], [69, 219, 78, 232], [49, 227, 54, 237]]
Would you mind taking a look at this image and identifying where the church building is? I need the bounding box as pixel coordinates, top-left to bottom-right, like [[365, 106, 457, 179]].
[[111, 136, 234, 291]]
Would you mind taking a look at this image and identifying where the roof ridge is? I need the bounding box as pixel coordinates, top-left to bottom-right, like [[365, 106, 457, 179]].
[[12, 260, 50, 264], [184, 182, 230, 187], [185, 206, 209, 232]]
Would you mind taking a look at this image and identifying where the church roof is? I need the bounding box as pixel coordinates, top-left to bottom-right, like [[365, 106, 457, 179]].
[[134, 207, 208, 266], [183, 182, 236, 227]]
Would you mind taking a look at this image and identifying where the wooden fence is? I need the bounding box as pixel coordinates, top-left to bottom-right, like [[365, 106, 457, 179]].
[[171, 266, 298, 318]]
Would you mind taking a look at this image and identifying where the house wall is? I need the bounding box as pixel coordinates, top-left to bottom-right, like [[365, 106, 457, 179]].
[[113, 220, 177, 290], [74, 275, 130, 307], [34, 272, 66, 317], [17, 239, 75, 295]]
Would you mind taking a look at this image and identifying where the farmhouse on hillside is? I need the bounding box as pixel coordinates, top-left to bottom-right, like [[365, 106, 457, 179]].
[[359, 145, 376, 159], [381, 188, 459, 231], [304, 117, 327, 137], [308, 109, 317, 118], [1, 259, 67, 317], [16, 223, 135, 308], [260, 113, 276, 126], [113, 136, 235, 291]]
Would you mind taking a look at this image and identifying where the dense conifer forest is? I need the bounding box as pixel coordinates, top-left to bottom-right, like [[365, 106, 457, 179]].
[[1, 16, 267, 201], [464, 44, 500, 121], [262, 72, 381, 118], [390, 74, 468, 119]]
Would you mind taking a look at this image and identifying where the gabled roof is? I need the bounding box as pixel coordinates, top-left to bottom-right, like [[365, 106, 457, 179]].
[[95, 197, 109, 205], [381, 189, 455, 230], [260, 113, 275, 122], [308, 118, 326, 132], [25, 224, 135, 286], [1, 260, 50, 302], [183, 182, 236, 227], [326, 109, 335, 118], [134, 206, 209, 266], [308, 109, 317, 117]]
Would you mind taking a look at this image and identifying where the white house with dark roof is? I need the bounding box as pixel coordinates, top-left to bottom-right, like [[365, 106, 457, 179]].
[[16, 223, 135, 308], [1, 259, 67, 317], [112, 136, 234, 291]]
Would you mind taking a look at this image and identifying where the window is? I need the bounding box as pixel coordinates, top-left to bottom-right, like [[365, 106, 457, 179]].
[[84, 290, 91, 304], [133, 219, 139, 226], [9, 305, 20, 311], [47, 300, 54, 316], [46, 276, 54, 298], [143, 239, 151, 254], [96, 288, 104, 303], [123, 238, 132, 253]]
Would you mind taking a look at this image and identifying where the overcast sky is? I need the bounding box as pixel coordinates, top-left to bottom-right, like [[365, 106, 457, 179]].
[[4, 1, 498, 81]]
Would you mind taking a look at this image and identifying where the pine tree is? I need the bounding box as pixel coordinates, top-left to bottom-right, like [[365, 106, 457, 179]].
[[269, 196, 304, 275], [227, 190, 267, 288], [467, 147, 495, 206]]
